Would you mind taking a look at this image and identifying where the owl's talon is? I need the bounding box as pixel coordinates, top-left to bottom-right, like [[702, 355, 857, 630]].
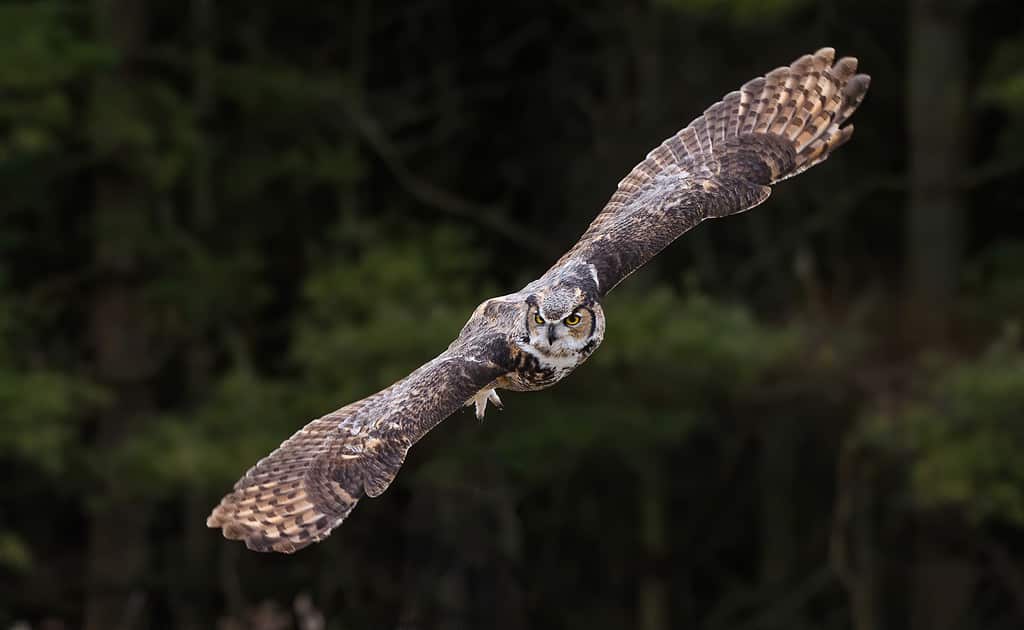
[[488, 389, 503, 410], [471, 387, 502, 420]]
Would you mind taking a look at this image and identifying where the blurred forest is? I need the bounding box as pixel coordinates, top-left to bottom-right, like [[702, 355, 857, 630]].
[[2, 0, 1024, 628]]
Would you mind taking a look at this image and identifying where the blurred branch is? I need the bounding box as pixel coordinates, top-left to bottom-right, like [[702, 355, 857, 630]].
[[980, 538, 1024, 623], [115, 590, 147, 630], [740, 570, 832, 630], [338, 92, 561, 259], [735, 174, 904, 287], [830, 440, 857, 589], [687, 227, 723, 289], [293, 593, 325, 630], [830, 439, 879, 630], [703, 569, 832, 630], [735, 152, 1021, 289], [907, 0, 969, 338], [959, 155, 1024, 190], [219, 542, 245, 619], [191, 0, 214, 228]]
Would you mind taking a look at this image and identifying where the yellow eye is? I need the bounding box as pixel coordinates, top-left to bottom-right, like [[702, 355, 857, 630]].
[[534, 313, 545, 325], [564, 312, 582, 327]]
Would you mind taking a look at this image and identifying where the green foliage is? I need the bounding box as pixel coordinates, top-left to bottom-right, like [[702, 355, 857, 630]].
[[142, 244, 269, 339], [597, 287, 802, 393], [0, 531, 32, 574], [0, 4, 108, 159], [0, 293, 105, 475], [94, 369, 296, 499], [980, 36, 1024, 161], [90, 78, 199, 190], [981, 38, 1024, 114], [0, 1, 1022, 628], [294, 225, 489, 400], [865, 331, 1024, 525], [963, 242, 1024, 328]]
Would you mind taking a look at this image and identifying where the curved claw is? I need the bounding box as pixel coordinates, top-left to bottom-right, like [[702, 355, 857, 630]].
[[471, 387, 503, 420], [488, 389, 503, 410]]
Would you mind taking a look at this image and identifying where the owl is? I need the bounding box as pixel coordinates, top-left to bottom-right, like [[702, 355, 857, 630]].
[[209, 48, 870, 553]]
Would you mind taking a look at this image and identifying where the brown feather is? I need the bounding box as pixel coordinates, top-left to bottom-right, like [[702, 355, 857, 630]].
[[208, 347, 508, 553], [546, 47, 870, 293], [209, 48, 870, 554]]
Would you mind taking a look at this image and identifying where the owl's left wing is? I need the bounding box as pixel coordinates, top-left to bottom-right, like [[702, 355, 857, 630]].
[[547, 47, 869, 295], [207, 336, 508, 553]]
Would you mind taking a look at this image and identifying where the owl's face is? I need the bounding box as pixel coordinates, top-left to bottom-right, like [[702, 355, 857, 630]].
[[523, 289, 605, 364]]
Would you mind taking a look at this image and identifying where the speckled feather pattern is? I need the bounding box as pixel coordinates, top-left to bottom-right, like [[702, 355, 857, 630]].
[[551, 47, 869, 293], [208, 48, 869, 553]]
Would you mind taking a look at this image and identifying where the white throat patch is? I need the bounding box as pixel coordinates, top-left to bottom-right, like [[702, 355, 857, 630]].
[[516, 342, 581, 370]]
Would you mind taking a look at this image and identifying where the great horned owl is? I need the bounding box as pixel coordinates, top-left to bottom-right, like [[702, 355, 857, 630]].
[[209, 48, 870, 553]]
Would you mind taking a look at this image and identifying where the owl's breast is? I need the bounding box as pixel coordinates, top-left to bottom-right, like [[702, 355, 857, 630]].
[[501, 341, 593, 392], [501, 366, 568, 392]]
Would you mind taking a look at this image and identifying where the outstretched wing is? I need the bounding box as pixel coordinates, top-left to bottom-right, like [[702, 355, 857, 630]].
[[207, 339, 509, 553], [549, 47, 870, 295]]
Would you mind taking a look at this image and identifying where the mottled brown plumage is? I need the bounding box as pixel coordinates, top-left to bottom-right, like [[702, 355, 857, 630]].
[[552, 47, 869, 294], [208, 47, 870, 553]]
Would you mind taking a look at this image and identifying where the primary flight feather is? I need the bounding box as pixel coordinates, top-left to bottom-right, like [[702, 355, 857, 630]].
[[208, 47, 870, 553]]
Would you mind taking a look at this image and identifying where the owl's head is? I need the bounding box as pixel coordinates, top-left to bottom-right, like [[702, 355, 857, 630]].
[[523, 285, 605, 361]]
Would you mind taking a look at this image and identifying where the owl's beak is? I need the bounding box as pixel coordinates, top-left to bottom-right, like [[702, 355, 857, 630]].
[[547, 325, 558, 345]]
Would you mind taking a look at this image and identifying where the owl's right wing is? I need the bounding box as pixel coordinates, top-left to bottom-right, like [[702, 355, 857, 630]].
[[207, 335, 509, 553], [547, 47, 869, 295]]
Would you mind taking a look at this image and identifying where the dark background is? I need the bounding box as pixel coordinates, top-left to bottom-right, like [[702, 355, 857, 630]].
[[2, 0, 1024, 628]]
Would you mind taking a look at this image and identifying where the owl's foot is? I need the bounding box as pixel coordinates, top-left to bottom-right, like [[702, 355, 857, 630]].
[[471, 388, 503, 420]]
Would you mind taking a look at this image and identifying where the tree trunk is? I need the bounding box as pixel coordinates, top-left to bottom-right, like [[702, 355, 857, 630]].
[[906, 0, 970, 340], [849, 481, 880, 630], [906, 1, 978, 625], [910, 540, 976, 630], [171, 2, 217, 626], [759, 419, 797, 589], [84, 1, 152, 628], [637, 464, 668, 630], [832, 445, 882, 630], [85, 288, 154, 630]]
